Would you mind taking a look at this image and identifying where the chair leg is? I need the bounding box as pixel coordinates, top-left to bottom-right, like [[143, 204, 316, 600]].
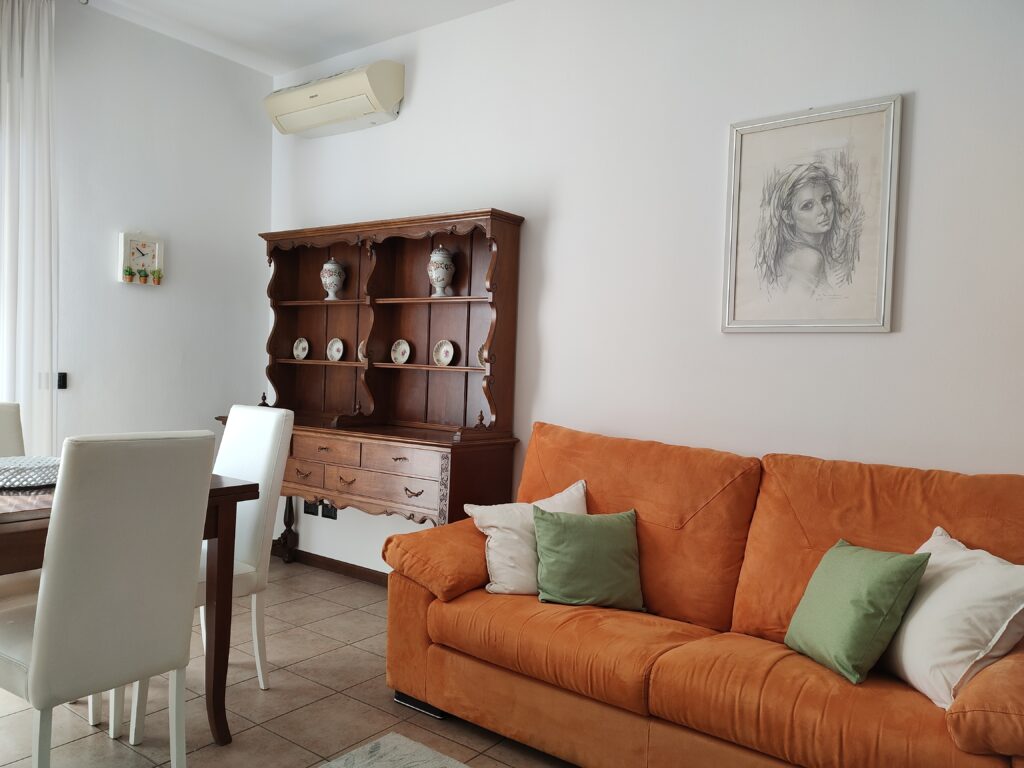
[[129, 677, 149, 745], [199, 604, 207, 651], [32, 708, 52, 768], [87, 693, 102, 726], [169, 667, 186, 768], [108, 686, 125, 739], [252, 592, 269, 690]]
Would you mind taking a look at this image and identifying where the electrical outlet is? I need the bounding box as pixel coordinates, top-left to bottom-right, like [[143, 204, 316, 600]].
[[303, 500, 318, 516], [321, 503, 338, 520]]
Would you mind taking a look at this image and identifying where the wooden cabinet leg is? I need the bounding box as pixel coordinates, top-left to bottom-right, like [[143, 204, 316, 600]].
[[271, 496, 299, 563]]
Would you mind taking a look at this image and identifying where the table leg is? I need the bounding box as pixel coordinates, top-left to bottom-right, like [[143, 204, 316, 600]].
[[205, 500, 237, 745]]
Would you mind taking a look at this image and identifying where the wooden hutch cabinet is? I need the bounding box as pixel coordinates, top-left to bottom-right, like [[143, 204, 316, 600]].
[[260, 209, 522, 562]]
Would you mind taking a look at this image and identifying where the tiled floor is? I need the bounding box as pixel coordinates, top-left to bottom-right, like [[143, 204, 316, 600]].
[[0, 558, 572, 768]]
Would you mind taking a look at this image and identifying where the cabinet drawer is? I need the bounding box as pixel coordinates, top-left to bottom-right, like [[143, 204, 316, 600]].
[[325, 466, 438, 510], [285, 458, 325, 488], [293, 435, 359, 466], [361, 442, 442, 478]]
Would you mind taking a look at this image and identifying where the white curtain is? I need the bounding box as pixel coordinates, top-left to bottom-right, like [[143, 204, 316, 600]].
[[0, 0, 57, 455]]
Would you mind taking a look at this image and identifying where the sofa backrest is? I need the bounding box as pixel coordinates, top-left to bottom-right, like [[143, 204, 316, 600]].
[[732, 453, 1024, 642], [516, 422, 761, 631]]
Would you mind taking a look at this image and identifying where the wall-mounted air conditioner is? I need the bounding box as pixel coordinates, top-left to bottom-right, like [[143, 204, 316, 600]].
[[263, 60, 405, 138]]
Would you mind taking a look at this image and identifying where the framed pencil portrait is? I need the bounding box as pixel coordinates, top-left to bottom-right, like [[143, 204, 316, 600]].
[[722, 95, 901, 332]]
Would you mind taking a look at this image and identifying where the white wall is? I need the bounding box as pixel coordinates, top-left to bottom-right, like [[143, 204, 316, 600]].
[[54, 2, 271, 441]]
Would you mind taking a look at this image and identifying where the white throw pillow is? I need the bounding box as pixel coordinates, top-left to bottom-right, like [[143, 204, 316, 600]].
[[465, 480, 587, 595], [885, 526, 1024, 708]]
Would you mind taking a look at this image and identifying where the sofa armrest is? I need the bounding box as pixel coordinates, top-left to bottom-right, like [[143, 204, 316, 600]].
[[947, 645, 1024, 756], [382, 518, 488, 601]]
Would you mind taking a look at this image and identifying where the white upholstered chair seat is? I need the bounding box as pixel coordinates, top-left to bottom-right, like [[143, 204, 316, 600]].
[[0, 603, 35, 700], [0, 569, 40, 603], [196, 542, 259, 600]]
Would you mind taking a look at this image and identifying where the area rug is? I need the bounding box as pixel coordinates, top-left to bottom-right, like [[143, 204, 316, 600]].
[[327, 732, 470, 768]]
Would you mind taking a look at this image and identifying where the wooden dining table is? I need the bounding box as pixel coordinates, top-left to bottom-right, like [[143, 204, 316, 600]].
[[0, 473, 259, 746]]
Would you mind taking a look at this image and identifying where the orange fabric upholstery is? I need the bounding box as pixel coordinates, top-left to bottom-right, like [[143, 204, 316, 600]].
[[732, 453, 1024, 642], [648, 719, 793, 768], [516, 422, 761, 630], [427, 589, 715, 715], [648, 633, 1005, 768], [948, 644, 1024, 756], [382, 518, 487, 601], [384, 572, 434, 701], [426, 645, 651, 768]]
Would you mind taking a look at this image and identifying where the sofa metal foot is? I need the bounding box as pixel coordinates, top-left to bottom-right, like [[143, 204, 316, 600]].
[[393, 691, 447, 719]]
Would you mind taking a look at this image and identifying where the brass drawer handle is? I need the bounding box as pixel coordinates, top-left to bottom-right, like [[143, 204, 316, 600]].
[[295, 468, 312, 480], [391, 456, 408, 463], [317, 445, 330, 453], [404, 487, 424, 498], [338, 475, 356, 486]]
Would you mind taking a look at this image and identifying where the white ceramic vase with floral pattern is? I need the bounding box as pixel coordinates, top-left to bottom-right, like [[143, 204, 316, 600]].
[[427, 245, 455, 297], [320, 257, 345, 300]]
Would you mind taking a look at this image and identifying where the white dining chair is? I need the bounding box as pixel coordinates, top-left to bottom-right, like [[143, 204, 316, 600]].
[[128, 404, 293, 743], [0, 402, 25, 456], [0, 431, 215, 768]]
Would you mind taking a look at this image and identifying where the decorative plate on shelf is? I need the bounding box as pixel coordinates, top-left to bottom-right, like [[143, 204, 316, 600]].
[[391, 339, 411, 364], [477, 345, 487, 367], [326, 338, 345, 361], [293, 338, 309, 360], [0, 456, 60, 490], [357, 340, 368, 362], [432, 339, 455, 366]]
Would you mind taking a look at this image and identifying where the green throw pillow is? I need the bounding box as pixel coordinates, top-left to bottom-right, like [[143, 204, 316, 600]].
[[533, 506, 644, 611], [784, 539, 930, 684]]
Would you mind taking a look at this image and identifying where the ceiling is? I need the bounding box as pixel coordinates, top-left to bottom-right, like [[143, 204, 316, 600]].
[[87, 0, 514, 75]]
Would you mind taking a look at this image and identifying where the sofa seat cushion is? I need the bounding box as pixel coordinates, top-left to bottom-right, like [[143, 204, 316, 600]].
[[648, 633, 1005, 768], [427, 590, 715, 715]]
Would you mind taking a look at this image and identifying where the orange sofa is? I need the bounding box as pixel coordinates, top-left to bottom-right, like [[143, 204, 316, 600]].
[[382, 422, 1024, 768]]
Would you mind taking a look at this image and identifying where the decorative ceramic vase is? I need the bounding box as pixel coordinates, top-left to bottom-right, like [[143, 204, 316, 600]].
[[320, 257, 345, 300], [427, 246, 455, 297]]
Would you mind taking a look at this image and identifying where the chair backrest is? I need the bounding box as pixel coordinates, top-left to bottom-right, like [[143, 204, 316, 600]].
[[28, 431, 215, 709], [213, 405, 293, 591], [0, 402, 25, 456]]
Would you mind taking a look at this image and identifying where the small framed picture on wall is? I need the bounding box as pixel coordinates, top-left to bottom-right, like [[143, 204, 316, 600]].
[[722, 95, 901, 332], [118, 232, 165, 286]]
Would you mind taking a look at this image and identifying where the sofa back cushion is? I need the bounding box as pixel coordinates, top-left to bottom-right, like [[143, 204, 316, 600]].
[[732, 453, 1024, 643], [516, 422, 761, 631]]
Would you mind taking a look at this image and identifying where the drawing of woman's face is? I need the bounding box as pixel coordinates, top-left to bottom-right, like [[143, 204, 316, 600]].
[[783, 182, 834, 235]]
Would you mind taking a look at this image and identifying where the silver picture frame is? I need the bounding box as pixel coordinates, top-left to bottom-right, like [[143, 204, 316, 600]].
[[722, 95, 901, 332]]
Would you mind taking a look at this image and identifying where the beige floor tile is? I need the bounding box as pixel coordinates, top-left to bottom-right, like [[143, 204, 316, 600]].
[[302, 609, 386, 644], [360, 599, 389, 618], [4, 731, 156, 768], [184, 648, 272, 695], [262, 693, 398, 758], [65, 676, 199, 725], [341, 675, 414, 720], [235, 626, 342, 668], [272, 570, 357, 595], [468, 756, 513, 767], [287, 644, 385, 692], [484, 739, 575, 768], [408, 712, 502, 752], [317, 581, 388, 609], [257, 581, 310, 607], [184, 725, 320, 768], [224, 669, 333, 724], [0, 688, 30, 718], [351, 631, 387, 657], [126, 695, 254, 765], [191, 630, 206, 658], [263, 595, 351, 626], [267, 558, 316, 583], [0, 705, 97, 765], [328, 720, 477, 764], [226, 608, 293, 647]]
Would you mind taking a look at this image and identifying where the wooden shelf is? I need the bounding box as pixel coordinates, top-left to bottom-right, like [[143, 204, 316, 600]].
[[273, 299, 367, 307], [374, 296, 490, 305], [373, 362, 485, 373], [275, 359, 368, 368]]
